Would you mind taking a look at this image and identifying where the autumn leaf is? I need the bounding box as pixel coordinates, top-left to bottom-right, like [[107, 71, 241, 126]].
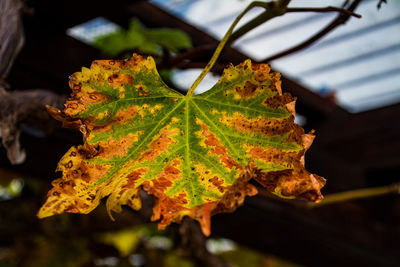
[[37, 54, 325, 236]]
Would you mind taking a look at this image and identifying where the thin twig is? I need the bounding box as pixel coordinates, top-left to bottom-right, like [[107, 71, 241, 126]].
[[168, 44, 216, 67], [168, 1, 362, 71], [286, 6, 361, 18], [261, 0, 362, 62], [169, 1, 361, 71], [377, 0, 387, 9], [308, 182, 400, 208]]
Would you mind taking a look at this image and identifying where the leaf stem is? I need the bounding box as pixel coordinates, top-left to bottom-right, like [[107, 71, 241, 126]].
[[187, 0, 288, 96], [308, 182, 400, 208], [227, 0, 289, 46]]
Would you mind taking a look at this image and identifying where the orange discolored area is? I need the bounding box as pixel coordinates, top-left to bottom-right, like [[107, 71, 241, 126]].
[[219, 112, 295, 137], [91, 54, 149, 73], [140, 128, 179, 162], [49, 178, 77, 196], [56, 146, 113, 184], [255, 165, 326, 202], [209, 176, 225, 193], [198, 120, 242, 171], [159, 159, 182, 182], [194, 163, 227, 195], [87, 124, 113, 134], [113, 106, 139, 125], [37, 145, 114, 218], [214, 173, 258, 215], [123, 169, 146, 190], [79, 92, 109, 105], [106, 72, 134, 88], [97, 134, 141, 159], [64, 99, 86, 117], [142, 161, 182, 202], [191, 202, 217, 236], [252, 64, 271, 82], [150, 192, 190, 229], [80, 162, 113, 183], [246, 145, 296, 170], [105, 168, 147, 216]]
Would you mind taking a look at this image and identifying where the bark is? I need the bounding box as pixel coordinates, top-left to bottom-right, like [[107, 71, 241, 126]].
[[0, 88, 66, 164], [0, 0, 25, 81]]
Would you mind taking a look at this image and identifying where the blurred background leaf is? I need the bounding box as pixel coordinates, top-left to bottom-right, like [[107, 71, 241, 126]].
[[93, 19, 192, 57]]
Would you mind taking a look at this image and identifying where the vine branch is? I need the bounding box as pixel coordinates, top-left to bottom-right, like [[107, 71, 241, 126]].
[[261, 0, 362, 62], [308, 182, 400, 208], [167, 0, 362, 70]]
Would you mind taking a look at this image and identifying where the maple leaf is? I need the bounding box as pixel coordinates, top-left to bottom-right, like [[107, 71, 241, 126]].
[[38, 54, 325, 235]]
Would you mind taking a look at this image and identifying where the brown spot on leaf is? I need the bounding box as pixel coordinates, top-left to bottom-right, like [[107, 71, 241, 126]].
[[264, 93, 296, 109], [235, 81, 257, 98], [220, 112, 295, 137], [64, 160, 73, 168], [106, 72, 134, 87]]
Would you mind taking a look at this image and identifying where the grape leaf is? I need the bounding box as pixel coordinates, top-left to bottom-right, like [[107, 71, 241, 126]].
[[93, 20, 192, 57], [38, 54, 325, 235]]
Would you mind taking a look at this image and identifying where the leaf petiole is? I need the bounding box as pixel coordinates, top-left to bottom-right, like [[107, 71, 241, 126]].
[[187, 0, 289, 96]]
